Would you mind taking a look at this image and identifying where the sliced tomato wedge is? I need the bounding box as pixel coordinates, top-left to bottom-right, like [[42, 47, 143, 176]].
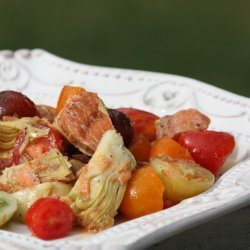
[[178, 130, 235, 175]]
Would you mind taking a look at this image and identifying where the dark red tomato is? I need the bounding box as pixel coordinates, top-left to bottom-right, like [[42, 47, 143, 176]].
[[178, 131, 235, 175], [0, 91, 38, 119], [25, 197, 74, 240], [13, 126, 64, 163], [117, 108, 159, 142]]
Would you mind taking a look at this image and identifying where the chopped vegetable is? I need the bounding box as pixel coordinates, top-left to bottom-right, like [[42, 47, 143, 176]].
[[67, 130, 136, 231], [119, 166, 164, 219], [22, 127, 64, 160], [25, 197, 74, 240], [0, 117, 36, 152], [178, 131, 235, 175], [118, 108, 159, 142], [150, 137, 193, 160], [12, 182, 72, 222], [0, 91, 38, 119], [0, 149, 74, 193], [151, 157, 215, 202], [0, 191, 17, 227]]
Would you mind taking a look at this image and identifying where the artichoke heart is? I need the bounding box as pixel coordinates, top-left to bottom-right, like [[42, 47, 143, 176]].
[[67, 130, 136, 231], [0, 117, 34, 151], [0, 149, 74, 193], [12, 182, 72, 222], [0, 117, 49, 152]]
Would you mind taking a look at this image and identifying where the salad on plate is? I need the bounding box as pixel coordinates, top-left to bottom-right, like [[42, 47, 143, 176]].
[[0, 85, 235, 240]]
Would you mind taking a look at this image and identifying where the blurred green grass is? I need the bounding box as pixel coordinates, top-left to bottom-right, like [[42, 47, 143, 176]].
[[0, 0, 249, 97]]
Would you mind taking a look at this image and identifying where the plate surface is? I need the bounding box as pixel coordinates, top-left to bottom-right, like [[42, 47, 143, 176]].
[[0, 49, 250, 250]]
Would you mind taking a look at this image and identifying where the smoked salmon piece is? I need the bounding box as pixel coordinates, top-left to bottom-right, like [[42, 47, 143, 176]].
[[156, 109, 210, 139], [54, 91, 114, 156]]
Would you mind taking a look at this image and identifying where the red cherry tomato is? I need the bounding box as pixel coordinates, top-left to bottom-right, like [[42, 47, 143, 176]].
[[25, 197, 74, 240], [0, 91, 38, 119], [178, 131, 235, 175], [117, 108, 159, 142]]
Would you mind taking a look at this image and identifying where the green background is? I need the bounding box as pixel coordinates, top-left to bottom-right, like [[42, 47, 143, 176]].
[[0, 0, 250, 97]]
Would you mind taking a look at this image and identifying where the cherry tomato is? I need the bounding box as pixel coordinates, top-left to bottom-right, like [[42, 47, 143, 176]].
[[0, 91, 38, 119], [150, 137, 193, 161], [151, 157, 215, 202], [25, 197, 74, 240], [119, 166, 164, 219], [117, 108, 159, 142], [178, 131, 235, 175]]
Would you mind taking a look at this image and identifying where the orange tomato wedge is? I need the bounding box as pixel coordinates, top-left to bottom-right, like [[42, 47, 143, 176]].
[[150, 137, 193, 161], [119, 166, 164, 219]]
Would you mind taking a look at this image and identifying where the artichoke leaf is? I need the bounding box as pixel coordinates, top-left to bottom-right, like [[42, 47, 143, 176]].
[[67, 130, 136, 231], [12, 182, 72, 222], [0, 117, 49, 152]]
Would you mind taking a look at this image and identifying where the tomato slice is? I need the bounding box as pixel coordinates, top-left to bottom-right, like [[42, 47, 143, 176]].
[[178, 131, 235, 175], [151, 157, 215, 202], [24, 127, 64, 159], [117, 108, 159, 142], [13, 126, 64, 163], [25, 197, 74, 240]]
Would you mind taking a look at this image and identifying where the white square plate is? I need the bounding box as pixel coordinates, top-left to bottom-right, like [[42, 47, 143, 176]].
[[0, 49, 249, 250]]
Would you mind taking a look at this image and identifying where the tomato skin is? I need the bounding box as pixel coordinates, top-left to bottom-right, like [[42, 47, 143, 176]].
[[178, 131, 235, 175], [117, 108, 159, 142], [150, 137, 193, 161], [0, 91, 38, 119], [25, 197, 74, 240]]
